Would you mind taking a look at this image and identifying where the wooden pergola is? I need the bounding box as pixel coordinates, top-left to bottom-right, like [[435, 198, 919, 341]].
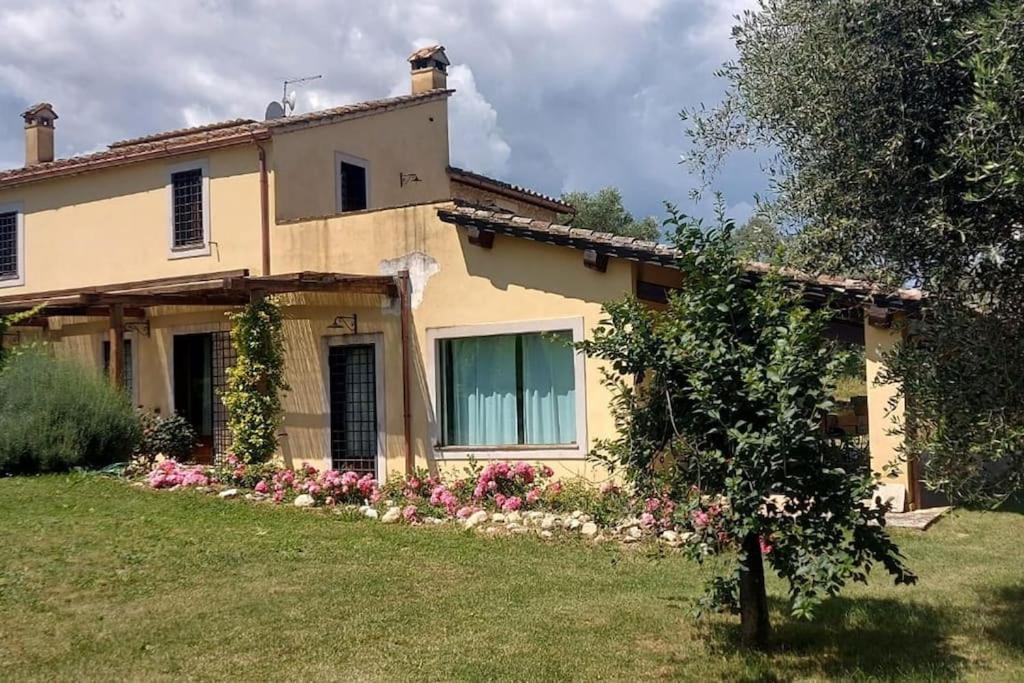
[[0, 269, 417, 473]]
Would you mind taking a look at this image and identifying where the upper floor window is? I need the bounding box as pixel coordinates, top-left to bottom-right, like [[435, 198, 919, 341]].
[[336, 153, 369, 213], [167, 161, 210, 259], [0, 204, 24, 287]]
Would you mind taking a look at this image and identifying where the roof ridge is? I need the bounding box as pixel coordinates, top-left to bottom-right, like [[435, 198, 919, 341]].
[[0, 89, 453, 189], [108, 118, 257, 148], [447, 166, 574, 213]]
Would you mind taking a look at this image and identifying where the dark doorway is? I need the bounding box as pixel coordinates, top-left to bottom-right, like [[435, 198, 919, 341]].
[[174, 332, 235, 464], [328, 343, 378, 475]]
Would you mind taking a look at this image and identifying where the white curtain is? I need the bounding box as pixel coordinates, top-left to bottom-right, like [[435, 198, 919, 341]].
[[444, 335, 518, 446], [521, 331, 576, 445]]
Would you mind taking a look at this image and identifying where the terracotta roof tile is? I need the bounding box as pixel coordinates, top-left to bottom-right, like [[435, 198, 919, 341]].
[[448, 166, 574, 214], [436, 205, 923, 306], [408, 45, 447, 63], [108, 119, 256, 148], [0, 90, 453, 189]]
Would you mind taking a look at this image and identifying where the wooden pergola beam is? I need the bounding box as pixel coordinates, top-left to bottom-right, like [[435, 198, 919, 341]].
[[0, 271, 400, 318]]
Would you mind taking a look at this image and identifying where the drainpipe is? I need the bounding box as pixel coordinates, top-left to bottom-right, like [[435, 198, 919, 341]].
[[399, 271, 414, 476], [256, 142, 271, 276]]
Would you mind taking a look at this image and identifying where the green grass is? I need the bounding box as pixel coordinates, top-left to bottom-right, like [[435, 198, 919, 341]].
[[1, 476, 1021, 682]]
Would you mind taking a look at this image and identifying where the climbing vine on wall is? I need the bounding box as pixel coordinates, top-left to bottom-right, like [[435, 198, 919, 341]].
[[222, 295, 289, 464]]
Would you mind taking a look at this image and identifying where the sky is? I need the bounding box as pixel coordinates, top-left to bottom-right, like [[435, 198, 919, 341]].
[[0, 0, 765, 224]]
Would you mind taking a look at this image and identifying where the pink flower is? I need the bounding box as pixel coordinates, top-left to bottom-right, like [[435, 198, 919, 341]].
[[759, 536, 773, 555], [402, 505, 419, 523], [526, 487, 541, 505], [639, 512, 657, 529], [254, 480, 269, 494], [501, 496, 522, 512], [455, 506, 475, 519], [494, 493, 507, 509], [512, 462, 535, 483], [541, 465, 554, 478], [546, 481, 563, 495], [645, 498, 661, 513], [692, 510, 710, 529]]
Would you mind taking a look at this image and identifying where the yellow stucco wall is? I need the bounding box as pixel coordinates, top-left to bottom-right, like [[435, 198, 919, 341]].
[[0, 145, 264, 296], [272, 99, 451, 223], [865, 319, 912, 498], [273, 203, 631, 481]]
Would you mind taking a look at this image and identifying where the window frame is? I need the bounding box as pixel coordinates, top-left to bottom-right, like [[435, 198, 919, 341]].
[[100, 333, 139, 405], [0, 202, 25, 288], [334, 152, 371, 214], [320, 333, 387, 481], [426, 317, 588, 460], [166, 159, 211, 259]]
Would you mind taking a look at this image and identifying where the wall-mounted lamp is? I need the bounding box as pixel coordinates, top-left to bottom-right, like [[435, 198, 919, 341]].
[[328, 314, 358, 334], [125, 321, 151, 337]]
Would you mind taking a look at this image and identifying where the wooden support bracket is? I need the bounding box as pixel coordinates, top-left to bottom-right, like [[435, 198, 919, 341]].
[[583, 248, 609, 272], [466, 226, 495, 249]]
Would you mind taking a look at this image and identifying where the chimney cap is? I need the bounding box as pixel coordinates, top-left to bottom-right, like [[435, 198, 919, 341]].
[[22, 102, 58, 124], [407, 45, 449, 70]]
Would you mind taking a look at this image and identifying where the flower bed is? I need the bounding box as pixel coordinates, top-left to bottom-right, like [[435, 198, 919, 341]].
[[137, 457, 733, 548]]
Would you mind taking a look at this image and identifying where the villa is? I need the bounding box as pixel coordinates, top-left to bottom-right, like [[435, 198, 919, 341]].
[[0, 47, 920, 507]]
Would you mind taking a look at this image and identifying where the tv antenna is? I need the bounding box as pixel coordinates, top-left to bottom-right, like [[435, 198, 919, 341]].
[[280, 74, 322, 116]]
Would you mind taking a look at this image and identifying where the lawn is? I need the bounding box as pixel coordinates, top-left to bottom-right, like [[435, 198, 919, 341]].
[[1, 476, 1021, 682]]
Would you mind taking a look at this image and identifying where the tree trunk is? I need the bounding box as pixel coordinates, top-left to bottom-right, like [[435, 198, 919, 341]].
[[739, 532, 771, 648]]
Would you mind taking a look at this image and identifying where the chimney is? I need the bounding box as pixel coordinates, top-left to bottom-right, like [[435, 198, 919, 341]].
[[23, 103, 58, 166], [407, 45, 449, 95]]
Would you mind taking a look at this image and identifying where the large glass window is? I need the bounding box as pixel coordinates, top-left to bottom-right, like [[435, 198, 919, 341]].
[[438, 330, 576, 447]]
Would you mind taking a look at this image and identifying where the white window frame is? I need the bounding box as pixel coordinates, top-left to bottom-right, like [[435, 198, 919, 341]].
[[426, 316, 588, 461], [166, 159, 211, 259], [321, 333, 387, 481], [334, 152, 371, 214], [0, 202, 25, 288]]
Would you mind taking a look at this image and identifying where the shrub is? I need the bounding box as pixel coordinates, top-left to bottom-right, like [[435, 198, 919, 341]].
[[137, 412, 197, 462], [222, 296, 288, 463], [0, 349, 142, 474]]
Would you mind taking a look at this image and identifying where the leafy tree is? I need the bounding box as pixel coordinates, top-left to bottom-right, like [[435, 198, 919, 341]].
[[580, 208, 915, 646], [222, 295, 289, 463], [731, 214, 787, 263], [559, 187, 660, 241], [684, 0, 1024, 503]]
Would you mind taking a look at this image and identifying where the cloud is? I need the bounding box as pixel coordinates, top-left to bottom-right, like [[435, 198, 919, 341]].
[[446, 65, 511, 176], [0, 0, 763, 222]]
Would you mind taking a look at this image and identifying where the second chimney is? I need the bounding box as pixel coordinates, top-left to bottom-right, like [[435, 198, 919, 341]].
[[408, 45, 449, 95], [23, 103, 58, 166]]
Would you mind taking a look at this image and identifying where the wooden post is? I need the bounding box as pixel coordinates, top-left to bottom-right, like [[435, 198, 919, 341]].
[[398, 271, 414, 477], [108, 303, 124, 389]]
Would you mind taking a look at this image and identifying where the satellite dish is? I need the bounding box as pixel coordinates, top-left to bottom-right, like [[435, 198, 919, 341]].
[[284, 90, 297, 111], [264, 101, 285, 120]]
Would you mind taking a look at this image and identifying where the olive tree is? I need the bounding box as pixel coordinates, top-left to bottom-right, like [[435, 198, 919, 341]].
[[684, 0, 1024, 503]]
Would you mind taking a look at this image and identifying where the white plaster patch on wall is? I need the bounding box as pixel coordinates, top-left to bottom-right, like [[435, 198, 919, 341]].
[[378, 251, 440, 309]]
